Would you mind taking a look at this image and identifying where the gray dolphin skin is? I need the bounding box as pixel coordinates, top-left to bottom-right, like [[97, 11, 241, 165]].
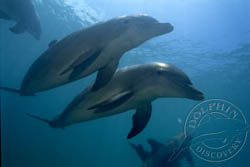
[[0, 14, 173, 95], [27, 62, 204, 139], [0, 0, 42, 40], [129, 132, 194, 167]]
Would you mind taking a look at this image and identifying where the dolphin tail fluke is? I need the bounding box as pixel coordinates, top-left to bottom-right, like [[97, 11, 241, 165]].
[[26, 113, 52, 126], [128, 142, 150, 161], [0, 86, 34, 96]]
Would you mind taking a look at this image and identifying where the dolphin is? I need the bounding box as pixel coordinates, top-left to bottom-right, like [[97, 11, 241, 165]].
[[26, 62, 204, 139], [129, 132, 195, 167], [0, 0, 42, 40], [0, 14, 173, 95]]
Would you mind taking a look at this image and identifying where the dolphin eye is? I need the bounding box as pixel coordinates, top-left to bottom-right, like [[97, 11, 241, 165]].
[[157, 70, 164, 75]]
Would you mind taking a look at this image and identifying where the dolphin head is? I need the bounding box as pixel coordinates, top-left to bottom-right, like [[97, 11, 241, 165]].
[[116, 14, 173, 44], [150, 62, 204, 100]]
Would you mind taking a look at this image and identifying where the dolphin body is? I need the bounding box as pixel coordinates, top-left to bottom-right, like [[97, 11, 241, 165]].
[[27, 62, 204, 139], [129, 133, 195, 167], [0, 14, 173, 95], [0, 0, 42, 40]]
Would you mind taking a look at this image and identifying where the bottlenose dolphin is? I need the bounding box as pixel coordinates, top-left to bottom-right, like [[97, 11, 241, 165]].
[[27, 62, 204, 139], [129, 132, 194, 167], [0, 0, 42, 40], [0, 14, 173, 95]]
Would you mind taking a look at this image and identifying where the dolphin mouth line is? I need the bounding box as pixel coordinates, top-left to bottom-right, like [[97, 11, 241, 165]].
[[186, 84, 204, 100], [161, 22, 174, 33]]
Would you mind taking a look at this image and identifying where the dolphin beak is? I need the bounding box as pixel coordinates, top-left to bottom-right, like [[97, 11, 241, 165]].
[[186, 85, 204, 100], [163, 23, 174, 33], [156, 22, 174, 35]]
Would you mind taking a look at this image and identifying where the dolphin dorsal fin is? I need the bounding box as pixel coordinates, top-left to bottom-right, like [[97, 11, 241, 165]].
[[147, 138, 164, 154], [48, 40, 58, 48], [129, 143, 150, 161]]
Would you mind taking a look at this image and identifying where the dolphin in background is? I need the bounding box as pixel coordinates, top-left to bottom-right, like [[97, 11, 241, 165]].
[[0, 0, 42, 40], [129, 132, 194, 167]]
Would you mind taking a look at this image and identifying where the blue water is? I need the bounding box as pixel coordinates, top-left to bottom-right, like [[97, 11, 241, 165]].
[[1, 0, 250, 167]]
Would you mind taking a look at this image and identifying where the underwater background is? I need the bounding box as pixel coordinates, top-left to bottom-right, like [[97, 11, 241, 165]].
[[1, 0, 250, 167]]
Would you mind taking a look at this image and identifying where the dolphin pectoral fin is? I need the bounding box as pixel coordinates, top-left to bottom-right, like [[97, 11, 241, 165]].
[[91, 60, 119, 91], [60, 49, 102, 78], [127, 104, 152, 139], [147, 138, 164, 154], [129, 142, 150, 161], [9, 22, 26, 34], [0, 11, 11, 20], [89, 91, 134, 113]]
